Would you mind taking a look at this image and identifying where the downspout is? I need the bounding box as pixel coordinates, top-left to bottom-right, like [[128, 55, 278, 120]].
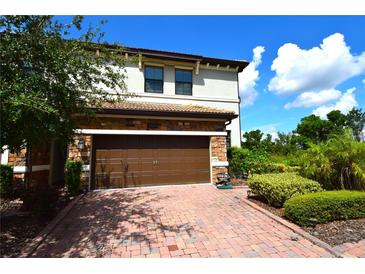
[[225, 119, 232, 127], [225, 118, 232, 176], [236, 72, 242, 147]]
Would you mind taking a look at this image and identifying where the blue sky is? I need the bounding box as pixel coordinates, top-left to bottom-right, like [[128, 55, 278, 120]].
[[60, 16, 365, 136]]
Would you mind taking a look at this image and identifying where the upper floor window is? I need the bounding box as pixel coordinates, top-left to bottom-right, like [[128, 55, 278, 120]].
[[175, 69, 192, 95], [145, 66, 163, 93]]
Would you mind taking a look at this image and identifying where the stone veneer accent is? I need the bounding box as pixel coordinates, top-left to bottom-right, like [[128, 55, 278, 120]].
[[68, 135, 92, 183], [68, 135, 92, 164], [77, 116, 225, 132], [210, 136, 228, 183]]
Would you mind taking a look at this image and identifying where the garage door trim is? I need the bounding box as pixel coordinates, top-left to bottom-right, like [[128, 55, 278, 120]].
[[78, 129, 227, 136]]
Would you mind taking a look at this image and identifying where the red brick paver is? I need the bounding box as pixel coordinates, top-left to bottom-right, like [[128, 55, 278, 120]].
[[334, 240, 365, 258], [30, 185, 335, 258]]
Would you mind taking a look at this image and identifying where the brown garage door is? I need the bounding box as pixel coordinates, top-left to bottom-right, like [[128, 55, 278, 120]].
[[91, 135, 210, 189]]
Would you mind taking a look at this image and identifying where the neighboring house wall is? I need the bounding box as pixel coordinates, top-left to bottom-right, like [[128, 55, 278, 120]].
[[122, 62, 241, 146], [3, 145, 51, 186]]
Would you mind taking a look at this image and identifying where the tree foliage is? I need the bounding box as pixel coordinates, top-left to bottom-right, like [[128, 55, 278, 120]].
[[295, 114, 330, 143], [294, 108, 365, 145], [300, 130, 365, 190], [346, 108, 365, 141], [0, 16, 129, 152], [242, 129, 263, 150], [327, 110, 347, 134], [241, 129, 303, 156]]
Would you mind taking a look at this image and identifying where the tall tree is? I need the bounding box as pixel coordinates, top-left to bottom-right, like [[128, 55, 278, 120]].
[[242, 130, 263, 150], [295, 114, 330, 143], [327, 110, 347, 134], [346, 108, 365, 141], [261, 133, 274, 153], [0, 16, 130, 185]]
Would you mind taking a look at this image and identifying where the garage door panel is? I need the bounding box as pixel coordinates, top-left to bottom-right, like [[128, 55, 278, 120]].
[[93, 135, 210, 189], [197, 170, 210, 182], [139, 172, 155, 186], [109, 150, 121, 160]]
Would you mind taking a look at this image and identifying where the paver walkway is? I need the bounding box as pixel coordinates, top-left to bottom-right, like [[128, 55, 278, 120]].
[[30, 185, 335, 258]]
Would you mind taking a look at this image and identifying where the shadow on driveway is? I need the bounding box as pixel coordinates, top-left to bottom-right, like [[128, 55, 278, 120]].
[[32, 188, 194, 257]]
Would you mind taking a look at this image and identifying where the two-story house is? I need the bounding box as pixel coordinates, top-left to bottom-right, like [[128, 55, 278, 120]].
[[1, 46, 249, 189]]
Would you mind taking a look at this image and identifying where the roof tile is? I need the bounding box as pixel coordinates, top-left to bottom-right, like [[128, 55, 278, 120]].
[[100, 101, 235, 115]]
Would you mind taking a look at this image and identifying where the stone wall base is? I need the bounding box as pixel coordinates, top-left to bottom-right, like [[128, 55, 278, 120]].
[[210, 136, 229, 184], [212, 166, 228, 183]]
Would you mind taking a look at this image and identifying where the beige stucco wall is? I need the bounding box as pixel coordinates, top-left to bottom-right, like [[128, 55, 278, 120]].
[[124, 62, 239, 99], [121, 62, 241, 147]]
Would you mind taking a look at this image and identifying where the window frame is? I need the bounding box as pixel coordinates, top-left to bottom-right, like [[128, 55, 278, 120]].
[[175, 68, 193, 96], [144, 65, 164, 94]]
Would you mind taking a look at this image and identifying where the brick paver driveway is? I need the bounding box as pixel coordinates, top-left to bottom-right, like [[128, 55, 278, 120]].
[[334, 240, 365, 258], [31, 185, 335, 258]]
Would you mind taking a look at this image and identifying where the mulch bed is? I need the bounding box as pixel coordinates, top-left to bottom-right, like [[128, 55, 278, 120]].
[[248, 196, 284, 217], [247, 195, 365, 247], [230, 178, 248, 187], [0, 213, 48, 257], [302, 218, 365, 246], [0, 189, 71, 258]]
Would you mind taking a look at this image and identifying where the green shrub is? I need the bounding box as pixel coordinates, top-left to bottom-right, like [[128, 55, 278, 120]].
[[248, 173, 323, 207], [244, 150, 278, 174], [271, 151, 303, 167], [227, 147, 250, 177], [284, 190, 365, 226], [0, 164, 13, 196], [65, 160, 83, 196], [228, 147, 278, 176], [286, 166, 301, 173], [300, 131, 365, 190]]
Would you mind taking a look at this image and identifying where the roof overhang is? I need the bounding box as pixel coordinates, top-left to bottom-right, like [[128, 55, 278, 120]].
[[93, 107, 238, 121], [85, 42, 250, 73]]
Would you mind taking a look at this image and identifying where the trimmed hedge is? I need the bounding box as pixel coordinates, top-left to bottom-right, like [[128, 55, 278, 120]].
[[284, 190, 365, 226], [65, 160, 83, 196], [0, 164, 13, 196], [248, 173, 322, 207]]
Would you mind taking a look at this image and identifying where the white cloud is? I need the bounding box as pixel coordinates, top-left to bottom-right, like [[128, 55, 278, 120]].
[[239, 46, 265, 107], [263, 126, 279, 141], [268, 33, 365, 95], [284, 89, 341, 109], [312, 88, 358, 119], [363, 78, 365, 85]]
